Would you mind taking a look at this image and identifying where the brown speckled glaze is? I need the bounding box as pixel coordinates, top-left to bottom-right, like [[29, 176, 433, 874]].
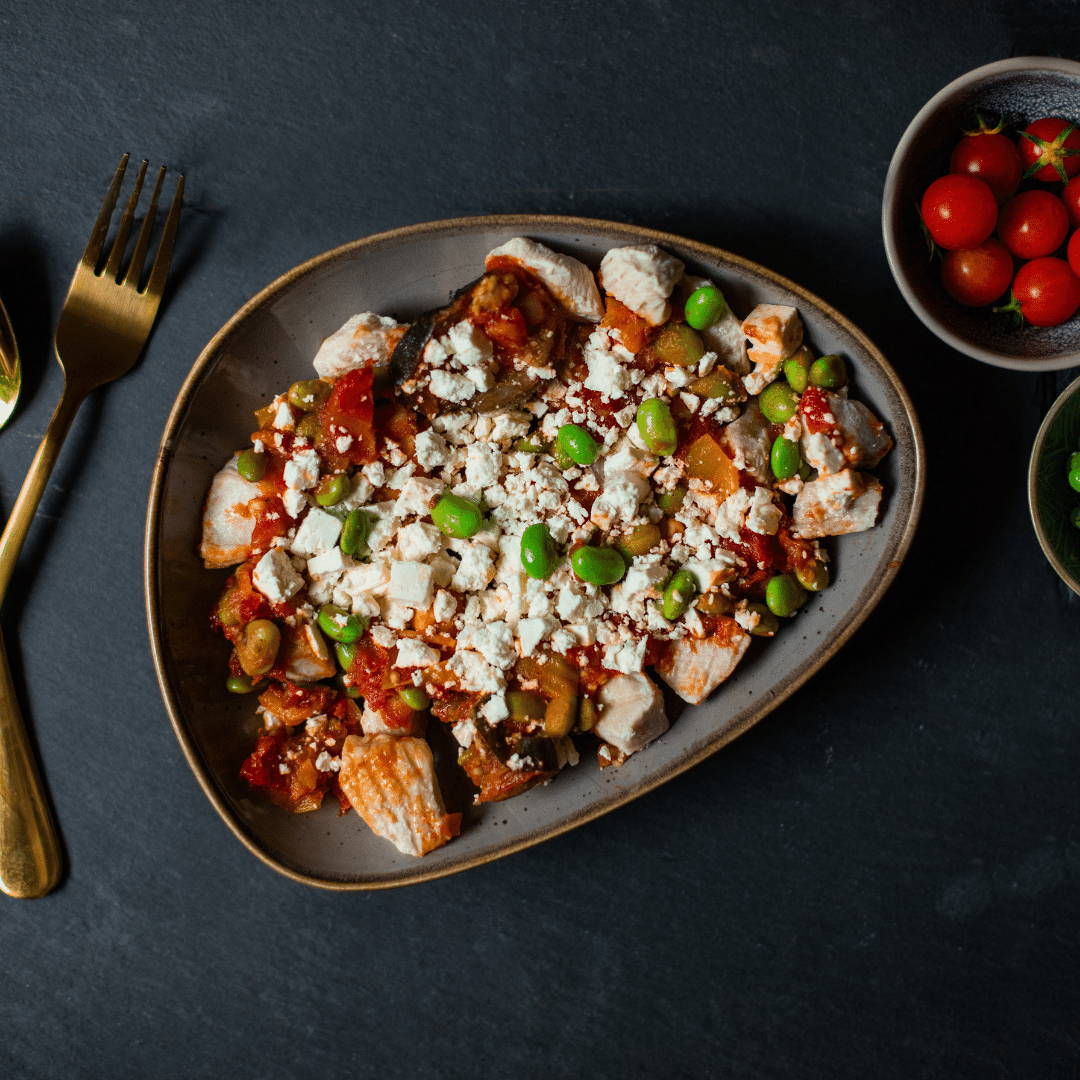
[[883, 57, 1080, 370], [145, 216, 925, 890]]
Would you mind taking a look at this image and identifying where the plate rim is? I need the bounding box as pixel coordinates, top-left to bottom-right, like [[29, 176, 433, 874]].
[[144, 213, 927, 891]]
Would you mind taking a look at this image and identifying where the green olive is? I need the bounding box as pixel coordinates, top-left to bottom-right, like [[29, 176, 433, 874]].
[[809, 354, 847, 389], [317, 604, 367, 644], [432, 492, 483, 538], [764, 573, 807, 618], [520, 523, 558, 580], [288, 379, 331, 411], [335, 641, 358, 671], [652, 323, 705, 367], [687, 372, 738, 400], [759, 382, 800, 424], [795, 561, 829, 592], [507, 690, 547, 720], [341, 508, 374, 556], [656, 485, 687, 513], [236, 449, 266, 482], [315, 473, 351, 507], [684, 285, 728, 330], [746, 602, 779, 637], [236, 619, 281, 677], [617, 522, 661, 559], [398, 686, 431, 711], [570, 545, 626, 585], [636, 398, 678, 455], [226, 674, 261, 694], [556, 423, 599, 466], [661, 569, 699, 621], [782, 346, 814, 393], [770, 436, 802, 480]]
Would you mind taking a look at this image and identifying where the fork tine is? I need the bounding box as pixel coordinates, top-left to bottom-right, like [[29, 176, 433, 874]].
[[103, 158, 148, 281], [122, 165, 166, 289], [80, 154, 129, 269], [144, 173, 184, 298]]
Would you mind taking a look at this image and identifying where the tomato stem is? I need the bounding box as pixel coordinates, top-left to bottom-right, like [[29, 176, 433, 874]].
[[992, 291, 1025, 327]]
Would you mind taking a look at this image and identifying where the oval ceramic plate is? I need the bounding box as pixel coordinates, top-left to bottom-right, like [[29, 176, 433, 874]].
[[145, 215, 925, 890]]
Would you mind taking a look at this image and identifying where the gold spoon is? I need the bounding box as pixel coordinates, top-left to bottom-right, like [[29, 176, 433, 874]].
[[0, 296, 20, 430]]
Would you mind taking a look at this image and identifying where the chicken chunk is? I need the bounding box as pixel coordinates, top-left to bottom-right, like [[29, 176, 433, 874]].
[[485, 237, 603, 321], [200, 456, 262, 569], [313, 312, 405, 379], [598, 245, 685, 326], [594, 673, 669, 756], [827, 393, 893, 469], [279, 622, 336, 682], [655, 623, 751, 705], [721, 401, 772, 483], [740, 303, 803, 356], [338, 734, 460, 857], [792, 469, 883, 538], [360, 703, 425, 738]]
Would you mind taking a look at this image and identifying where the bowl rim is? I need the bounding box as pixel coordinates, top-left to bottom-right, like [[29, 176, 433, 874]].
[[144, 213, 926, 890], [1028, 370, 1080, 595], [882, 55, 1080, 372]]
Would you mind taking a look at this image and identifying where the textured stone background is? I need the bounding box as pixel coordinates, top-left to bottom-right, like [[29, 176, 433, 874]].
[[1, 1, 1078, 1076]]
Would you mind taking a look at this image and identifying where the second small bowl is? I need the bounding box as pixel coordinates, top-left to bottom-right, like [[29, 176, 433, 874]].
[[883, 56, 1080, 371]]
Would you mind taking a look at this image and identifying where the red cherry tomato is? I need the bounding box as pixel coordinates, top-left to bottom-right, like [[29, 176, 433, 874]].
[[949, 129, 1022, 202], [1018, 118, 1080, 183], [1063, 176, 1080, 227], [1068, 230, 1080, 279], [1002, 257, 1080, 327], [997, 190, 1069, 259], [920, 175, 998, 250], [940, 239, 1013, 306]]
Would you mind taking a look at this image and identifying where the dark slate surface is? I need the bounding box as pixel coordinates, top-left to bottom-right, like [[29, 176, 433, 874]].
[[1, 1, 1078, 1076]]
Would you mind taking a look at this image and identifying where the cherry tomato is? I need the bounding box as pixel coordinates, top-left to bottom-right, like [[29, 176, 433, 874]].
[[949, 126, 1022, 202], [1068, 229, 1080, 279], [997, 190, 1069, 259], [1018, 118, 1080, 183], [920, 174, 998, 250], [1063, 175, 1080, 227], [998, 257, 1080, 327], [940, 239, 1013, 306]]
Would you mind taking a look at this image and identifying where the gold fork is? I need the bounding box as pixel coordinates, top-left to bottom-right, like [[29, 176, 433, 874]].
[[0, 154, 183, 898]]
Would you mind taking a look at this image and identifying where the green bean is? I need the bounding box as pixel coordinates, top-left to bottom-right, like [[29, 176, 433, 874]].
[[399, 686, 431, 710], [661, 569, 699, 621], [432, 492, 483, 538], [782, 346, 814, 393], [288, 379, 331, 411], [636, 398, 678, 456], [617, 523, 661, 559], [570, 545, 626, 585], [764, 573, 807, 618], [340, 508, 374, 556], [520, 523, 557, 580], [236, 449, 266, 482], [745, 602, 779, 637], [759, 382, 799, 424], [556, 423, 599, 466], [656, 485, 687, 513], [809, 355, 847, 389], [770, 436, 802, 480], [795, 562, 829, 592], [684, 285, 728, 330], [315, 473, 351, 507], [237, 619, 281, 677], [335, 641, 358, 671], [652, 324, 705, 367], [507, 690, 547, 720], [226, 674, 260, 694], [317, 604, 367, 644]]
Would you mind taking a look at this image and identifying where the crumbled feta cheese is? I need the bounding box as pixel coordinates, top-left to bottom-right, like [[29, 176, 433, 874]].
[[414, 429, 450, 470], [252, 547, 303, 604], [283, 449, 320, 491], [451, 543, 496, 591], [396, 521, 444, 561], [430, 370, 477, 402], [388, 561, 435, 608], [458, 621, 516, 669], [289, 507, 343, 557], [393, 477, 443, 518], [394, 638, 440, 668]]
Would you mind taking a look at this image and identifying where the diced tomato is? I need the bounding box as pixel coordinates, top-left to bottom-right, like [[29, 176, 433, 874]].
[[799, 386, 834, 434], [347, 638, 391, 707], [476, 306, 528, 348], [214, 562, 271, 634], [250, 494, 290, 553], [374, 400, 418, 459], [776, 528, 818, 574], [240, 733, 286, 790], [258, 680, 336, 728], [317, 367, 377, 466]]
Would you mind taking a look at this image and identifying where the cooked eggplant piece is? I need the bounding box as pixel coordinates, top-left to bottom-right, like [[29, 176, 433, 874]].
[[388, 276, 480, 389]]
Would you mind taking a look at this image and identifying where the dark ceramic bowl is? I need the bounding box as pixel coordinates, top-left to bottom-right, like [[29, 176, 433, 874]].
[[1030, 373, 1080, 593], [883, 57, 1080, 371]]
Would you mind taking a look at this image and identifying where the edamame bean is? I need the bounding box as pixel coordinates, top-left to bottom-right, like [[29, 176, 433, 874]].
[[764, 573, 807, 618], [570, 545, 626, 585], [809, 354, 847, 389], [746, 602, 780, 636], [688, 372, 738, 400], [770, 436, 802, 480], [520, 523, 557, 580], [507, 690, 546, 720], [226, 674, 260, 694], [556, 423, 599, 466], [237, 619, 281, 677], [236, 449, 266, 482], [652, 324, 705, 367], [617, 522, 661, 559], [335, 641, 357, 671], [341, 508, 374, 556], [288, 379, 331, 411], [782, 346, 814, 393], [399, 686, 431, 710], [759, 382, 799, 424], [661, 569, 699, 621], [656, 485, 687, 513], [684, 285, 728, 330], [318, 604, 367, 644], [432, 492, 483, 538], [514, 438, 545, 453], [315, 473, 351, 507], [795, 561, 829, 592], [295, 413, 322, 441], [636, 398, 678, 456]]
